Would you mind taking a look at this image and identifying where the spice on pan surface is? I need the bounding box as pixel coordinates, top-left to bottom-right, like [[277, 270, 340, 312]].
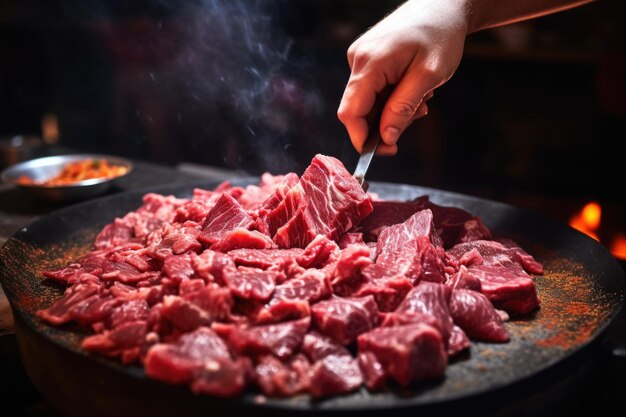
[[533, 258, 613, 350]]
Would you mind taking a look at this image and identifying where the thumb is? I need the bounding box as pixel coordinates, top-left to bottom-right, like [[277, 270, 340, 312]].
[[379, 72, 434, 146]]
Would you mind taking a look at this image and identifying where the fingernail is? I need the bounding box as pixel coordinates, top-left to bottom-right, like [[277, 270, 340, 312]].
[[383, 127, 400, 144]]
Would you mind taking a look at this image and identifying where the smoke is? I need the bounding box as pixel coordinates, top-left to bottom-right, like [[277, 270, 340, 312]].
[[58, 0, 327, 172], [138, 1, 327, 172]]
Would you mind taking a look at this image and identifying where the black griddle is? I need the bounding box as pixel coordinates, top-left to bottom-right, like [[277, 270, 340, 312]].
[[0, 180, 623, 417]]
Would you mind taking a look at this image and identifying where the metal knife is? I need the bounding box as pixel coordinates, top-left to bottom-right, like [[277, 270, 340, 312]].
[[353, 121, 381, 192]]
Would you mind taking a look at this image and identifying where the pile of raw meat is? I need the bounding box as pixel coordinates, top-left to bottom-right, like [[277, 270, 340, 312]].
[[37, 154, 543, 398]]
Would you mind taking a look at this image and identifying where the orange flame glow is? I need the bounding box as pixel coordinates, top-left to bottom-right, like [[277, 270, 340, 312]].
[[569, 201, 601, 241], [610, 234, 626, 260]]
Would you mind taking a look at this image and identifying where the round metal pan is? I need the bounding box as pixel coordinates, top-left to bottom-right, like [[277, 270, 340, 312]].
[[0, 180, 623, 417]]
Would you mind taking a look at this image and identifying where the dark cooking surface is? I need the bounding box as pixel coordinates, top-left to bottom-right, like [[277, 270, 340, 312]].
[[0, 175, 624, 416], [0, 161, 624, 417]]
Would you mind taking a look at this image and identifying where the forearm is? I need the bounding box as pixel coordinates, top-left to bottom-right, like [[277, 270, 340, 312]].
[[464, 0, 595, 33]]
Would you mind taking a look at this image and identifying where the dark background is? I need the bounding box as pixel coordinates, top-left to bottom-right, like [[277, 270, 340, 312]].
[[1, 0, 625, 241]]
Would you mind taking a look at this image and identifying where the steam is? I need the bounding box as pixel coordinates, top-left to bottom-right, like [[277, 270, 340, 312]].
[[147, 0, 324, 172]]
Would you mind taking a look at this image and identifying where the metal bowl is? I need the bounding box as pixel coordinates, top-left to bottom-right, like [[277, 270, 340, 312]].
[[0, 154, 133, 202]]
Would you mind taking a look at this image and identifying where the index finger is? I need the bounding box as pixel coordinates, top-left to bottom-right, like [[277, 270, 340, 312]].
[[337, 71, 386, 153]]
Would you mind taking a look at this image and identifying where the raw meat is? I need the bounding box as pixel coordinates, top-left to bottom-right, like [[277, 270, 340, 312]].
[[449, 289, 509, 342], [268, 154, 373, 248], [198, 193, 254, 246], [36, 153, 543, 399], [144, 327, 247, 396], [311, 296, 379, 345], [357, 323, 447, 386]]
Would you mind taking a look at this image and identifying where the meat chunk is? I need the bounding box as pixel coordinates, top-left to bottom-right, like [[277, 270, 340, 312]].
[[82, 320, 148, 364], [144, 327, 247, 397], [309, 355, 363, 398], [393, 281, 454, 343], [448, 240, 542, 315], [198, 194, 254, 246], [269, 154, 373, 248], [161, 284, 232, 332], [228, 248, 303, 270], [214, 317, 310, 359], [356, 197, 491, 247], [221, 268, 277, 301], [466, 265, 540, 315], [449, 289, 509, 342], [36, 281, 103, 325], [301, 331, 350, 361], [255, 354, 310, 396], [363, 209, 446, 284], [357, 323, 447, 386], [311, 296, 379, 345]]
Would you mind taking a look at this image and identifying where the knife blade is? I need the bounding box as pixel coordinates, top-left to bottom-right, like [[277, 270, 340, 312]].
[[353, 121, 381, 192]]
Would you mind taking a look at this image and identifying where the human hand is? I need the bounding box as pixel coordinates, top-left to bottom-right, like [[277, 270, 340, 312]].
[[337, 0, 470, 155]]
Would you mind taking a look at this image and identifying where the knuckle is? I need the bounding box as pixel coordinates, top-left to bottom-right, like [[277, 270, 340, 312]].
[[337, 106, 351, 123], [389, 100, 420, 118], [351, 49, 374, 70], [347, 44, 357, 61]]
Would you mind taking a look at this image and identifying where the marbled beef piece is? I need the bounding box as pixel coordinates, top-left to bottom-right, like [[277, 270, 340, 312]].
[[355, 196, 491, 247], [362, 209, 446, 284], [197, 193, 255, 246], [309, 354, 363, 398], [356, 199, 426, 241], [82, 320, 148, 364], [271, 269, 331, 303], [161, 284, 233, 332], [311, 295, 379, 345], [247, 269, 328, 323], [357, 323, 447, 386], [144, 327, 247, 397], [448, 240, 543, 275], [268, 155, 373, 248], [358, 351, 387, 390], [449, 289, 509, 342], [162, 253, 194, 282], [95, 193, 187, 250], [448, 240, 543, 315], [220, 268, 278, 301], [144, 222, 202, 260], [301, 331, 350, 361], [255, 354, 311, 397], [392, 281, 454, 344], [448, 325, 471, 356], [351, 273, 413, 312], [255, 173, 300, 235], [42, 250, 111, 284], [190, 249, 235, 282], [465, 265, 539, 315], [238, 173, 294, 212], [337, 232, 366, 249], [210, 229, 275, 253], [446, 265, 482, 291], [447, 240, 541, 315], [227, 248, 303, 270], [497, 238, 544, 275], [213, 317, 310, 359], [329, 244, 373, 296], [94, 219, 135, 250], [296, 234, 339, 269], [68, 293, 123, 326], [36, 280, 103, 325]]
